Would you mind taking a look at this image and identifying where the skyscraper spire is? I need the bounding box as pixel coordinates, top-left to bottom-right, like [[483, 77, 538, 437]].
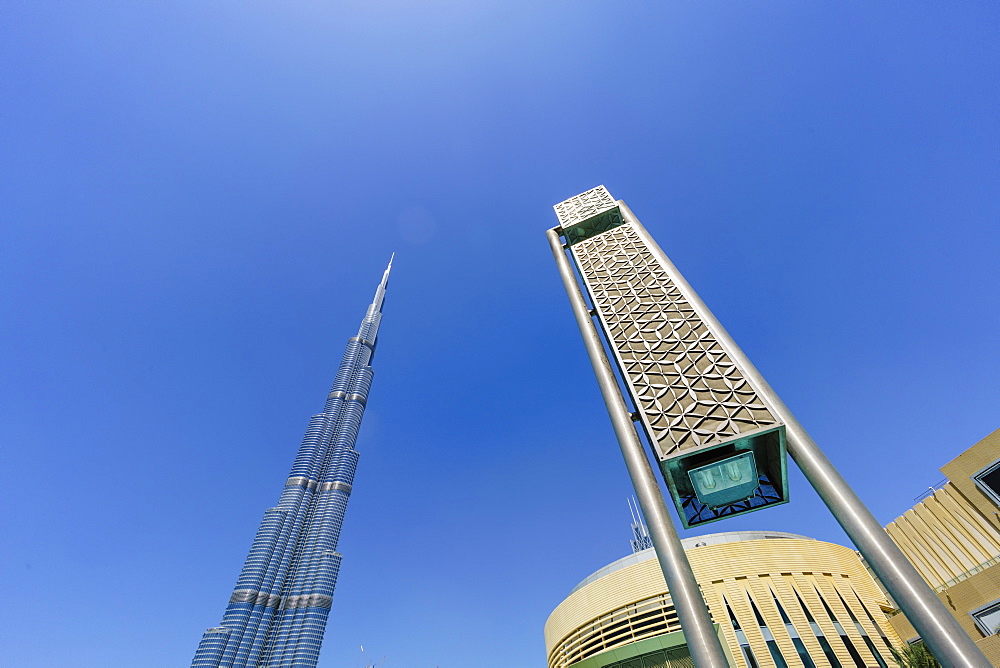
[[192, 260, 392, 668], [366, 253, 392, 322]]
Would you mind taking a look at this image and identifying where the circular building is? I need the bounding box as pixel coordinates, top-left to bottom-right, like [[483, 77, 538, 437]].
[[544, 531, 902, 668]]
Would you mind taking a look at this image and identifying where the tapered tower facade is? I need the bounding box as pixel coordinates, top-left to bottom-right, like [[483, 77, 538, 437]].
[[192, 259, 392, 668]]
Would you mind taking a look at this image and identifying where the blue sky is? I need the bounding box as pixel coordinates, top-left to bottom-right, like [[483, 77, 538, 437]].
[[2, 2, 998, 666]]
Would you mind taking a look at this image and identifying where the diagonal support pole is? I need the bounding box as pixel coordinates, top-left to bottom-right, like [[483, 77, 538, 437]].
[[547, 228, 731, 668]]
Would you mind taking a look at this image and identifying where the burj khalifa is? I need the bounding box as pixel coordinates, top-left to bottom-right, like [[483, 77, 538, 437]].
[[192, 258, 392, 668]]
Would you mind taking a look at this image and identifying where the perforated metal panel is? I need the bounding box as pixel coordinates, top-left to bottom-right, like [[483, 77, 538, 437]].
[[554, 189, 789, 527], [571, 224, 780, 457]]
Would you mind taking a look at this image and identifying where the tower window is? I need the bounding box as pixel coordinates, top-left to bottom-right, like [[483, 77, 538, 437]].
[[970, 598, 1000, 637], [972, 459, 1000, 507]]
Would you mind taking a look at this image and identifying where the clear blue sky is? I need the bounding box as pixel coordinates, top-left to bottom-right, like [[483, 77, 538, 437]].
[[2, 2, 997, 666]]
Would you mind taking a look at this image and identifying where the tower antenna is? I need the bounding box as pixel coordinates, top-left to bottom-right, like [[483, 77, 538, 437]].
[[628, 496, 653, 553]]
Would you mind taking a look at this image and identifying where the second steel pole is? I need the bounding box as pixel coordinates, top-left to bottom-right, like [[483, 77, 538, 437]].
[[547, 228, 730, 668]]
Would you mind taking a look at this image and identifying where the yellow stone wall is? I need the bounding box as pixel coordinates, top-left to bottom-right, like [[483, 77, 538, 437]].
[[941, 428, 1000, 533], [885, 484, 1000, 589], [887, 566, 1000, 665], [884, 427, 1000, 665]]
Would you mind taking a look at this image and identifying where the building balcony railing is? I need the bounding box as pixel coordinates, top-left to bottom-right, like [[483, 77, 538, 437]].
[[935, 555, 1000, 593]]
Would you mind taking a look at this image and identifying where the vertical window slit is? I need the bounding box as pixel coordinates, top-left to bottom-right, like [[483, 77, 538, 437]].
[[747, 592, 788, 668], [771, 588, 815, 668], [793, 588, 841, 668], [813, 585, 866, 668], [835, 588, 887, 668], [723, 595, 760, 668]]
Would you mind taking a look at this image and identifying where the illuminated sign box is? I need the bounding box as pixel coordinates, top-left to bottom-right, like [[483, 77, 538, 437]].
[[661, 426, 789, 528]]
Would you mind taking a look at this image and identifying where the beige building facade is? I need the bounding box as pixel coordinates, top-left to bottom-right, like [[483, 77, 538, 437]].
[[884, 428, 1000, 664], [545, 532, 901, 668]]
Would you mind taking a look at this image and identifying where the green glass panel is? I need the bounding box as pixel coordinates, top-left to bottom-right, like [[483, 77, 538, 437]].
[[661, 425, 790, 528], [564, 210, 625, 245]]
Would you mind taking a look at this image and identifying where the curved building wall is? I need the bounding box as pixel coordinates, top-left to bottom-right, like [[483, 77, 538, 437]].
[[545, 533, 901, 668]]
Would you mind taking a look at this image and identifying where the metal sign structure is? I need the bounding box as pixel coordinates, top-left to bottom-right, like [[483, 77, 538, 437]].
[[548, 186, 990, 667], [558, 187, 788, 528]]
